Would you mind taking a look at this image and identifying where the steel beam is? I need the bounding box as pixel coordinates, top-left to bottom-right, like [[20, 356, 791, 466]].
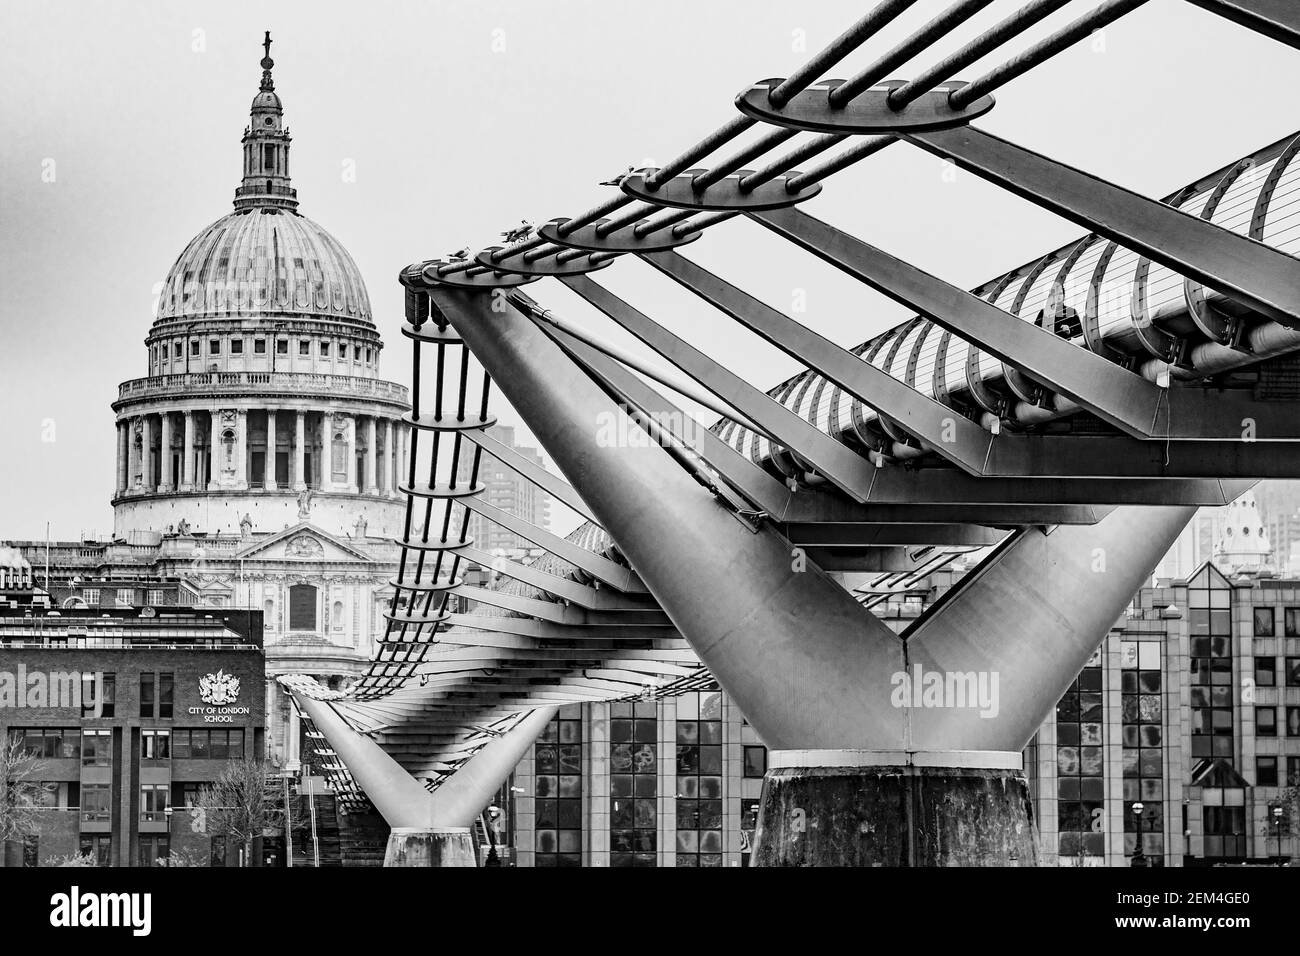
[[558, 275, 880, 503], [456, 545, 654, 611], [780, 522, 1006, 547], [750, 206, 1166, 435], [640, 250, 995, 473], [460, 497, 647, 593], [462, 429, 599, 525], [1188, 0, 1300, 48], [904, 126, 1300, 328]]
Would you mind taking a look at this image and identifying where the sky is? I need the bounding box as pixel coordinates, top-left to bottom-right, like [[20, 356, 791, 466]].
[[2, 0, 1300, 542]]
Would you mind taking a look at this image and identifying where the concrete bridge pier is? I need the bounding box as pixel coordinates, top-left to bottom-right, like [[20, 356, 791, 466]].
[[429, 285, 1212, 866]]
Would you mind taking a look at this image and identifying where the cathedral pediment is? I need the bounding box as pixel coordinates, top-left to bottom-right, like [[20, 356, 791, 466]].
[[236, 522, 372, 563]]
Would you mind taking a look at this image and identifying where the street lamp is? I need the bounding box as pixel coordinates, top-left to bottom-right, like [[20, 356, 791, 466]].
[[1273, 805, 1284, 865], [163, 805, 174, 867], [1131, 802, 1147, 867]]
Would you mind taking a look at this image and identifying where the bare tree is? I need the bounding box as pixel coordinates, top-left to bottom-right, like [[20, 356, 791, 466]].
[[193, 756, 285, 867], [0, 736, 45, 867]]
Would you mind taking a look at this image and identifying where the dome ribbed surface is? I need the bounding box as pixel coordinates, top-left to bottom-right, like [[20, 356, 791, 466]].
[[155, 208, 372, 325]]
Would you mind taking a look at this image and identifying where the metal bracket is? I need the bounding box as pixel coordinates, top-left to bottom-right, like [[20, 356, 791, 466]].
[[474, 245, 615, 278], [621, 168, 821, 211], [539, 216, 703, 253], [736, 77, 994, 134]]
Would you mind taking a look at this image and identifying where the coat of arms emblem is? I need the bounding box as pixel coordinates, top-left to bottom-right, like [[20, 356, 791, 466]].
[[199, 669, 241, 705]]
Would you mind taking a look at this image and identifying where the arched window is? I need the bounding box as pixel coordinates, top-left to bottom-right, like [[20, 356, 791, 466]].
[[288, 583, 317, 631]]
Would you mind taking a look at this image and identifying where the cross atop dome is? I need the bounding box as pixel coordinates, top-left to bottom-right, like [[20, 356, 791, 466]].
[[260, 30, 275, 90]]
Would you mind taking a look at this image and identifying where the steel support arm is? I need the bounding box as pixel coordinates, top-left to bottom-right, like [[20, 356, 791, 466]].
[[460, 497, 647, 593], [425, 707, 559, 828], [294, 695, 440, 828], [750, 206, 1165, 435], [434, 285, 908, 750], [559, 275, 879, 503], [640, 250, 994, 473], [1187, 0, 1300, 48], [904, 125, 1300, 328], [462, 429, 599, 525]]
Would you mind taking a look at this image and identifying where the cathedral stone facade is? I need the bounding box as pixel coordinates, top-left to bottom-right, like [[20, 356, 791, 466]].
[[11, 37, 411, 773]]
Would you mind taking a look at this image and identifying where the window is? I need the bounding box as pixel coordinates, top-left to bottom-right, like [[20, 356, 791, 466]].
[[534, 708, 582, 867], [1287, 658, 1300, 687], [1257, 706, 1277, 736], [740, 798, 760, 865], [159, 673, 173, 718], [140, 784, 170, 822], [141, 730, 170, 761], [173, 729, 243, 760], [1189, 571, 1234, 759], [1287, 706, 1300, 737], [23, 835, 38, 868], [147, 589, 164, 605], [140, 673, 155, 717], [289, 583, 317, 630], [84, 674, 114, 718], [81, 730, 112, 766], [173, 342, 182, 358], [320, 342, 330, 357], [676, 690, 723, 866], [276, 339, 288, 354], [1121, 640, 1164, 864], [179, 783, 204, 807], [231, 338, 244, 354], [366, 348, 373, 362], [611, 700, 657, 867], [83, 588, 99, 605], [13, 728, 80, 759], [298, 340, 310, 355], [36, 782, 72, 808], [1253, 606, 1275, 636], [116, 588, 135, 606], [1286, 608, 1300, 637], [1256, 656, 1277, 687], [743, 745, 767, 778], [210, 838, 227, 867], [1289, 757, 1300, 786], [1257, 756, 1279, 786], [79, 834, 112, 866], [209, 339, 221, 355], [138, 836, 170, 867], [190, 340, 200, 356], [254, 338, 266, 354], [1056, 646, 1106, 862], [80, 784, 111, 822]]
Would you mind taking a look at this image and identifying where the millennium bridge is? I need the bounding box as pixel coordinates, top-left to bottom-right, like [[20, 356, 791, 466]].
[[284, 0, 1300, 865]]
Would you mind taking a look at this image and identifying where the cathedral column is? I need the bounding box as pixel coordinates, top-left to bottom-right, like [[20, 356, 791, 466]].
[[181, 411, 195, 491], [235, 409, 249, 490], [365, 416, 379, 495], [265, 409, 278, 490], [115, 420, 128, 497], [159, 412, 174, 492], [128, 417, 141, 490], [384, 419, 395, 496], [345, 415, 358, 492], [293, 410, 306, 491], [208, 409, 220, 490]]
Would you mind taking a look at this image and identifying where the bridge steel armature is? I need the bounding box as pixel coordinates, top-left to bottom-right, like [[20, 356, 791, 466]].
[[287, 0, 1300, 865]]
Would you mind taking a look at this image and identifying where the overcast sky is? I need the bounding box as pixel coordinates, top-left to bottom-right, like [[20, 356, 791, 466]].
[[3, 0, 1299, 542]]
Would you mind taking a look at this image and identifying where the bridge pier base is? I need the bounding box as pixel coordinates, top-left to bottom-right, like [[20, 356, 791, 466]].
[[383, 827, 478, 867], [752, 752, 1037, 867]]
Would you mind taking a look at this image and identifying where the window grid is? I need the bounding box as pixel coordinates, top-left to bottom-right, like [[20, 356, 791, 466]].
[[533, 710, 582, 867], [610, 700, 657, 867], [675, 690, 724, 867]]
